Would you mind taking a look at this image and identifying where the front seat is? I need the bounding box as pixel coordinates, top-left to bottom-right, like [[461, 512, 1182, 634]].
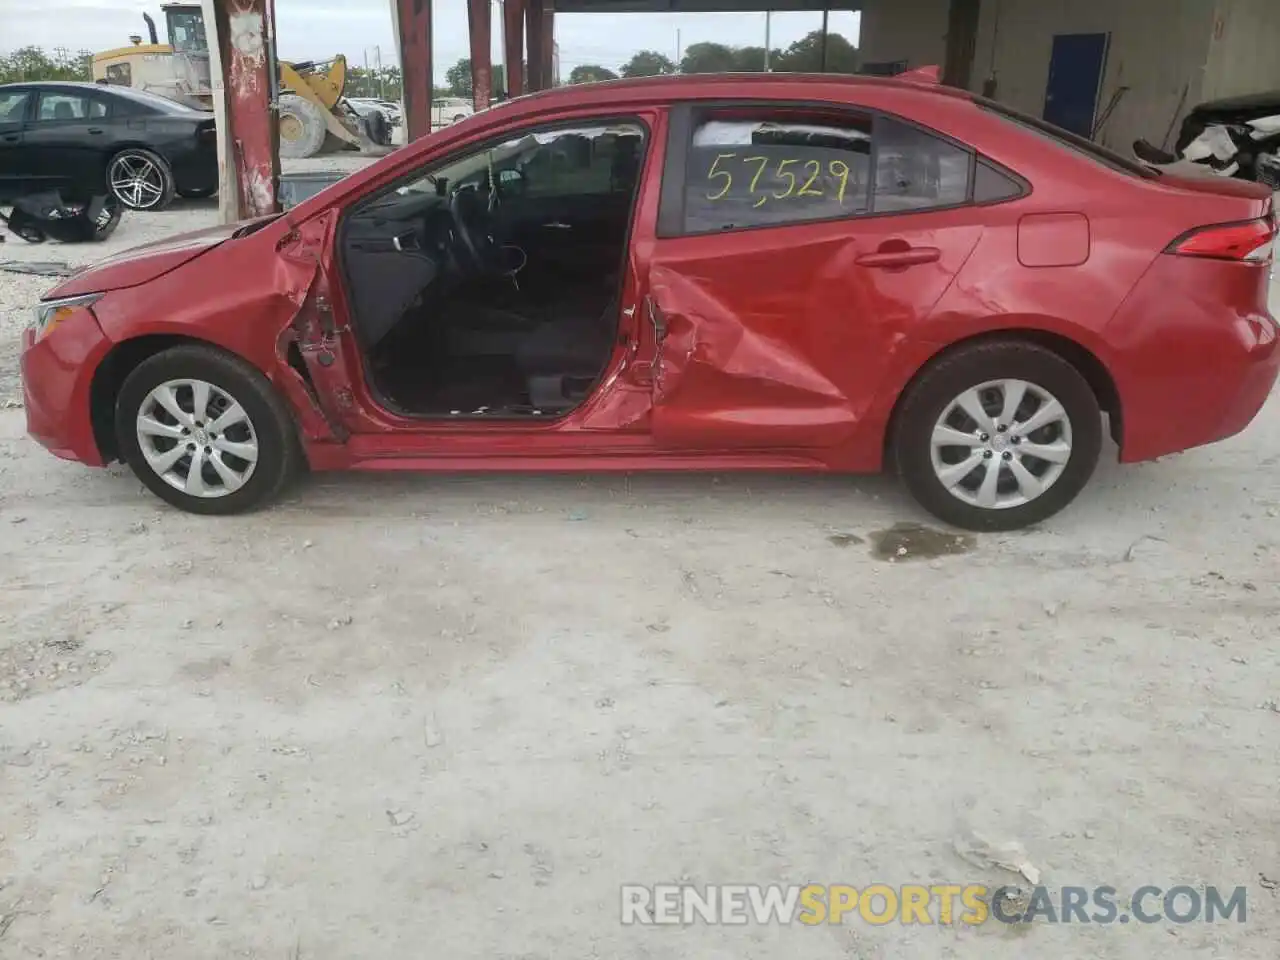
[[53, 101, 76, 121], [515, 296, 619, 411]]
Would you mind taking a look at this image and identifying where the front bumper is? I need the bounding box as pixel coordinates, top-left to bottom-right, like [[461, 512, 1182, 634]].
[[19, 306, 112, 466]]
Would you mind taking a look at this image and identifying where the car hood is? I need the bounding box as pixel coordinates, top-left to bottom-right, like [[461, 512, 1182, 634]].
[[43, 215, 279, 300]]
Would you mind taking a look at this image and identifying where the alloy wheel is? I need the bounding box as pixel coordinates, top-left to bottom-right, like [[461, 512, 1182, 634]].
[[135, 379, 259, 498], [929, 378, 1073, 510], [109, 153, 166, 209]]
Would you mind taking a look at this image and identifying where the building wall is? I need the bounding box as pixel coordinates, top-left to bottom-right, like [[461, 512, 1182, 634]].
[[858, 0, 951, 73], [1202, 0, 1280, 101], [859, 0, 1219, 151], [969, 0, 1217, 150]]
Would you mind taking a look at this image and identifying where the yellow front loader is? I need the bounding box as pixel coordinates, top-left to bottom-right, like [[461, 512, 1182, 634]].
[[276, 57, 389, 159], [92, 3, 390, 159]]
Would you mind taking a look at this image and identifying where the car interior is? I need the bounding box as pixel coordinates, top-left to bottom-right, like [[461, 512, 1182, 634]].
[[339, 120, 646, 417]]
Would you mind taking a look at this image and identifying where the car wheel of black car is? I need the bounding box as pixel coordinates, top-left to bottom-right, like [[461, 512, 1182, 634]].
[[893, 340, 1103, 532], [108, 148, 177, 211], [116, 345, 304, 515]]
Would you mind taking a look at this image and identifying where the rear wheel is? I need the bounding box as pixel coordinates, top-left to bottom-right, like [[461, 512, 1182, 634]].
[[107, 148, 176, 210], [893, 340, 1103, 531], [278, 94, 328, 159], [115, 345, 302, 515]]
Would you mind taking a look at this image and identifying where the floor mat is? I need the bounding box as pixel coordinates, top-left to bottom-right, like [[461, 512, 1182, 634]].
[[377, 357, 529, 415]]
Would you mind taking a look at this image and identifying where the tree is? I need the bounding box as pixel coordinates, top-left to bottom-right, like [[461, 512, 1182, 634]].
[[773, 31, 860, 74], [445, 57, 472, 98], [0, 46, 94, 84], [679, 42, 736, 75], [568, 64, 618, 84], [732, 46, 780, 72], [620, 50, 675, 78]]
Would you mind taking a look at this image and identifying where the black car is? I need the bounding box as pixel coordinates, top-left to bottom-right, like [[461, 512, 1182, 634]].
[[0, 81, 217, 211], [1175, 89, 1280, 153]]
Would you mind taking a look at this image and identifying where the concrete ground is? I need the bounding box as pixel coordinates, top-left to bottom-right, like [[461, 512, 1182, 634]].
[[0, 184, 1278, 958]]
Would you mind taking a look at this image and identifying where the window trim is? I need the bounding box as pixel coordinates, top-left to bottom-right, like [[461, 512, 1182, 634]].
[[658, 99, 1024, 240]]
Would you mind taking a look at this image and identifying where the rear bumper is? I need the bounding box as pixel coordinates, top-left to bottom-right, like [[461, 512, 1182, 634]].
[[20, 307, 112, 466], [1107, 257, 1279, 462], [170, 144, 219, 194]]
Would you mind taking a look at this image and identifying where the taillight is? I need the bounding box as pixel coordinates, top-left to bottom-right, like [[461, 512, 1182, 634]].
[[1167, 217, 1276, 261]]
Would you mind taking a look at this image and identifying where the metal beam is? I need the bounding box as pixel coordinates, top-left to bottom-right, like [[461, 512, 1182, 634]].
[[391, 0, 434, 142], [525, 0, 546, 91], [504, 0, 526, 97], [554, 0, 858, 10], [205, 0, 279, 220], [467, 0, 493, 111]]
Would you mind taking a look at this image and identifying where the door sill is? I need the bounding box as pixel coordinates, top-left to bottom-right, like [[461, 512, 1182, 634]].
[[347, 450, 830, 472]]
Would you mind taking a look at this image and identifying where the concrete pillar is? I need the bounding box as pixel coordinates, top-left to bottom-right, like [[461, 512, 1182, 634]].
[[391, 0, 434, 142], [467, 0, 492, 111], [203, 0, 279, 220], [504, 0, 525, 97]]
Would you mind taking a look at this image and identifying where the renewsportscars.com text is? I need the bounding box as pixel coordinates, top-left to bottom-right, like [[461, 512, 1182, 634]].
[[620, 883, 1248, 926]]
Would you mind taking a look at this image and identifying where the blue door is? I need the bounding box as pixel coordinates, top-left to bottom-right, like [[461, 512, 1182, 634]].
[[1043, 33, 1109, 137]]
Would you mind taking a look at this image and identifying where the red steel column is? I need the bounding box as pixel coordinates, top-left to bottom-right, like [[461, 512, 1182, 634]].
[[210, 0, 279, 218], [525, 0, 544, 91], [503, 0, 525, 98], [393, 0, 434, 142], [541, 2, 555, 87], [467, 0, 492, 111]]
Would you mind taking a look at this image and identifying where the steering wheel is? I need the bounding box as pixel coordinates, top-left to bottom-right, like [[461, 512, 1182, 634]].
[[448, 184, 505, 276]]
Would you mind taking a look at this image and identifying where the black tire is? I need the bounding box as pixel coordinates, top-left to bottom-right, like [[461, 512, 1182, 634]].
[[106, 148, 177, 211], [177, 186, 216, 199], [892, 340, 1103, 532], [115, 345, 303, 516], [278, 94, 328, 159]]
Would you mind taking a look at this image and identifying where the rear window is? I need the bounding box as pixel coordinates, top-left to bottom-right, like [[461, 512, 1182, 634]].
[[978, 98, 1159, 179]]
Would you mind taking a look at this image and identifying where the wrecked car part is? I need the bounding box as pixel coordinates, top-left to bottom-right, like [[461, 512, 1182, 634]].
[[1, 193, 123, 244]]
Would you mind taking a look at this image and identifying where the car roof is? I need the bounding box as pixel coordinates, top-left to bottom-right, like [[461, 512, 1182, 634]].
[[1, 79, 205, 108], [502, 71, 970, 109], [1, 80, 103, 91]]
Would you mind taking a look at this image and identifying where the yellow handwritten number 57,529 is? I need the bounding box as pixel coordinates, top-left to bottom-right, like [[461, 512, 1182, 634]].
[[705, 152, 851, 207]]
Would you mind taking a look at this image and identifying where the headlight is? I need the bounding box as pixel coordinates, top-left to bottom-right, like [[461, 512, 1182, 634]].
[[32, 293, 102, 341]]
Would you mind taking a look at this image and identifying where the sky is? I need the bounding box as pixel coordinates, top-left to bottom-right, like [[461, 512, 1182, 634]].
[[1, 0, 860, 83]]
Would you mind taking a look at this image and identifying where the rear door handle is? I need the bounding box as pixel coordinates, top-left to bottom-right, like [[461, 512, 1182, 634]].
[[542, 221, 572, 229], [855, 246, 941, 268], [87, 127, 105, 135]]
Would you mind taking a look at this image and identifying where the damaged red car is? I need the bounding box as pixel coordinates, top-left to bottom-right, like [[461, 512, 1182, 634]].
[[20, 73, 1279, 530]]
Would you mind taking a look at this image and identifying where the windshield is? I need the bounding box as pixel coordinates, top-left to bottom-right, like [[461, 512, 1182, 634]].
[[166, 9, 208, 54]]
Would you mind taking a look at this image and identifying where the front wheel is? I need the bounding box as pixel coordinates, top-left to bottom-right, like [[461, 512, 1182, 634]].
[[115, 345, 303, 515], [893, 341, 1103, 531]]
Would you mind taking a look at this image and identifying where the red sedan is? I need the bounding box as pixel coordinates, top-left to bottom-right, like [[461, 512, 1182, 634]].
[[20, 73, 1279, 530]]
